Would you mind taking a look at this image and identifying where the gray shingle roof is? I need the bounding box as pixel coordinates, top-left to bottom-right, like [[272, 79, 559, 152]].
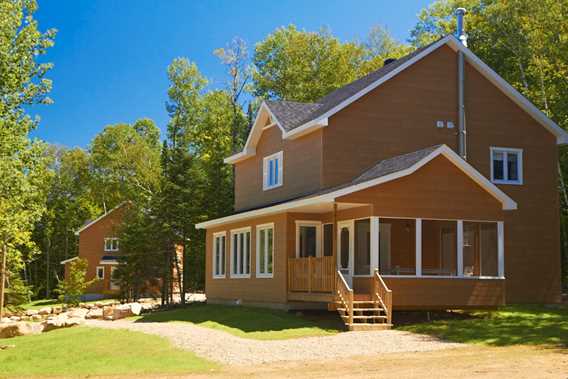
[[262, 39, 439, 131]]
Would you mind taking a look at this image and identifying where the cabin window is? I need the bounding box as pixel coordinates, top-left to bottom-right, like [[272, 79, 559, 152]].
[[323, 224, 333, 257], [213, 232, 226, 279], [378, 218, 416, 275], [263, 151, 283, 190], [230, 228, 251, 278], [256, 224, 274, 278], [490, 147, 523, 185], [421, 220, 457, 276], [296, 221, 321, 257], [104, 237, 119, 252], [96, 266, 105, 280], [463, 222, 499, 277]]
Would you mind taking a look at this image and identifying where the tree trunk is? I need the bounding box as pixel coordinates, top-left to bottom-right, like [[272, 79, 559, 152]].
[[173, 242, 184, 305], [0, 240, 7, 321]]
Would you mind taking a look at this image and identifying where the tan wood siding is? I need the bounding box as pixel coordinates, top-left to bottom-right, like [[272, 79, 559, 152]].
[[205, 214, 288, 304], [234, 126, 323, 211]]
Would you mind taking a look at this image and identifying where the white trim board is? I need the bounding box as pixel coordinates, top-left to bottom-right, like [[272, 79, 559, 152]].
[[60, 256, 79, 265], [225, 34, 568, 165], [197, 144, 517, 229], [75, 202, 128, 235]]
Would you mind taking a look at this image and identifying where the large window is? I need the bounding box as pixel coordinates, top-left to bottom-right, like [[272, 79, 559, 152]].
[[491, 147, 522, 185], [256, 224, 274, 278], [213, 232, 226, 279], [296, 222, 320, 257], [230, 228, 251, 278], [263, 151, 283, 190], [463, 222, 499, 277], [354, 219, 371, 275], [104, 237, 119, 252], [379, 218, 416, 275], [422, 220, 457, 276]]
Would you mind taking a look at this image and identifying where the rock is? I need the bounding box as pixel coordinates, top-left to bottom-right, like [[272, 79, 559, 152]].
[[38, 307, 52, 315], [20, 316, 30, 321], [0, 322, 44, 339], [9, 316, 21, 322], [102, 306, 114, 320], [52, 306, 63, 315], [86, 308, 103, 319], [68, 308, 88, 319], [111, 303, 142, 320], [24, 309, 38, 317], [129, 303, 142, 316], [43, 314, 83, 332], [31, 314, 43, 322]]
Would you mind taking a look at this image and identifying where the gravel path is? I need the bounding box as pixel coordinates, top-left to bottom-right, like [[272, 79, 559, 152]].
[[85, 319, 463, 366]]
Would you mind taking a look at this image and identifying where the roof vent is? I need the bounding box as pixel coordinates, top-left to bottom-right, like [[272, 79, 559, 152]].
[[383, 58, 396, 66], [455, 8, 468, 47]]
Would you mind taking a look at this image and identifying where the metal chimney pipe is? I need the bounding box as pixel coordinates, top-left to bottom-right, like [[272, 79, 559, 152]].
[[455, 8, 467, 47], [456, 8, 467, 160]]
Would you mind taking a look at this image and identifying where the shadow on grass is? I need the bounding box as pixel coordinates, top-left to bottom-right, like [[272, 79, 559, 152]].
[[135, 303, 344, 334], [398, 305, 568, 348]]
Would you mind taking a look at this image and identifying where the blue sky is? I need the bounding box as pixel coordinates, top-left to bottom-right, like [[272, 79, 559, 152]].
[[32, 0, 432, 148]]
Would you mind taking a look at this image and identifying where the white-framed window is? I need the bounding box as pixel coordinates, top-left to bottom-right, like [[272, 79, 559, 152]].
[[96, 266, 105, 280], [104, 237, 119, 252], [230, 227, 251, 278], [263, 151, 283, 190], [490, 147, 523, 185], [256, 223, 274, 278], [213, 232, 226, 279], [295, 221, 321, 258]]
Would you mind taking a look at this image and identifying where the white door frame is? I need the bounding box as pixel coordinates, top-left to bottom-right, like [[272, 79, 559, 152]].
[[110, 266, 120, 291], [337, 220, 354, 285]]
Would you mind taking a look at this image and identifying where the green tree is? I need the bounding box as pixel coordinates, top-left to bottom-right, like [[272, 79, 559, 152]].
[[0, 0, 55, 319], [55, 258, 96, 306]]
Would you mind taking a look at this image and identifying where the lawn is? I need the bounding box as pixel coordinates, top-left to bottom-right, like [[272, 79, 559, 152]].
[[398, 305, 568, 347], [0, 327, 217, 377], [135, 303, 343, 340]]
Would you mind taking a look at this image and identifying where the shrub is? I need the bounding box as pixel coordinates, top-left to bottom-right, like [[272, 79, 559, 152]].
[[55, 258, 96, 305]]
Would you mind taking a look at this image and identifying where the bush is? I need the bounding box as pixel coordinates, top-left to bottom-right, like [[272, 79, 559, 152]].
[[55, 258, 96, 305]]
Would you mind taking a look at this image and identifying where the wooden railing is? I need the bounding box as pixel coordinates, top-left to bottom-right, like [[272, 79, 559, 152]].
[[335, 270, 354, 326], [288, 256, 335, 293], [373, 268, 393, 324]]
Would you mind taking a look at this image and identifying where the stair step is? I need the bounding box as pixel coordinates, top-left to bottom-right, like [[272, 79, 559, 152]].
[[337, 308, 383, 312], [341, 315, 387, 320], [348, 323, 393, 331]]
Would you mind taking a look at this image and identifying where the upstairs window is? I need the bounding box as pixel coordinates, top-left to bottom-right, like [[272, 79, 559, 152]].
[[104, 237, 119, 252], [263, 151, 283, 190], [491, 147, 523, 185]]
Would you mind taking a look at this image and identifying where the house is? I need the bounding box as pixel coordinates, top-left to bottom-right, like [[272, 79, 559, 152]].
[[61, 203, 127, 299], [196, 14, 567, 330], [61, 202, 184, 300]]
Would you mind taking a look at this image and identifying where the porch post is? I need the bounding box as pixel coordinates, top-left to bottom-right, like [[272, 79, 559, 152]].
[[498, 221, 505, 277], [415, 218, 422, 276], [370, 216, 379, 274], [457, 220, 464, 277]]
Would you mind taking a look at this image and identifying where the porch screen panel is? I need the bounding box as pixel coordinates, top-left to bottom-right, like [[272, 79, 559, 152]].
[[323, 224, 333, 257], [463, 222, 498, 277], [299, 226, 317, 257], [422, 220, 457, 276], [378, 218, 415, 275], [354, 219, 371, 275]]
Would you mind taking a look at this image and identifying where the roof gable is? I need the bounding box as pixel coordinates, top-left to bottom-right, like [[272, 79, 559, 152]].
[[226, 35, 568, 165], [75, 202, 127, 235]]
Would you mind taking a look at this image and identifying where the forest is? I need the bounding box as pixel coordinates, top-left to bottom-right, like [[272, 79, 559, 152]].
[[1, 0, 567, 307]]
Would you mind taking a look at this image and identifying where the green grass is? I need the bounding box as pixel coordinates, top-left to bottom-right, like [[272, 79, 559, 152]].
[[135, 303, 343, 340], [0, 327, 217, 378], [398, 305, 568, 347]]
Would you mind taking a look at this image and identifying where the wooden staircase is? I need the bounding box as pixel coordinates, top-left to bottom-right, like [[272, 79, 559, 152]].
[[333, 270, 393, 331]]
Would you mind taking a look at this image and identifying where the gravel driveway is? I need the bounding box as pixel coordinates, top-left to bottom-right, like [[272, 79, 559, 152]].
[[86, 319, 462, 366]]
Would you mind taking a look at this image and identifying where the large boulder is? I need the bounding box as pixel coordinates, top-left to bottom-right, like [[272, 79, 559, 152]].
[[38, 307, 52, 316], [52, 306, 63, 315], [0, 322, 44, 339], [112, 303, 142, 320], [24, 309, 38, 317], [102, 306, 114, 320], [68, 308, 89, 319], [86, 308, 103, 319], [43, 314, 84, 332]]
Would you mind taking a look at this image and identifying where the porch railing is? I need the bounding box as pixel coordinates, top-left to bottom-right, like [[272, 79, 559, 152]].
[[288, 256, 335, 293], [335, 270, 354, 326], [373, 268, 393, 324]]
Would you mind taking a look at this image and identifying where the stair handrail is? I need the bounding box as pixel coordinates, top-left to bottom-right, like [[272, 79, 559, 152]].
[[336, 270, 354, 327], [373, 268, 393, 325]]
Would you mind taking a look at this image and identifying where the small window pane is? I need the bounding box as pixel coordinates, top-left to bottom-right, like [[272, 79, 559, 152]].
[[493, 151, 504, 180], [233, 234, 238, 274], [507, 153, 518, 181], [259, 230, 266, 274], [267, 229, 273, 274]]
